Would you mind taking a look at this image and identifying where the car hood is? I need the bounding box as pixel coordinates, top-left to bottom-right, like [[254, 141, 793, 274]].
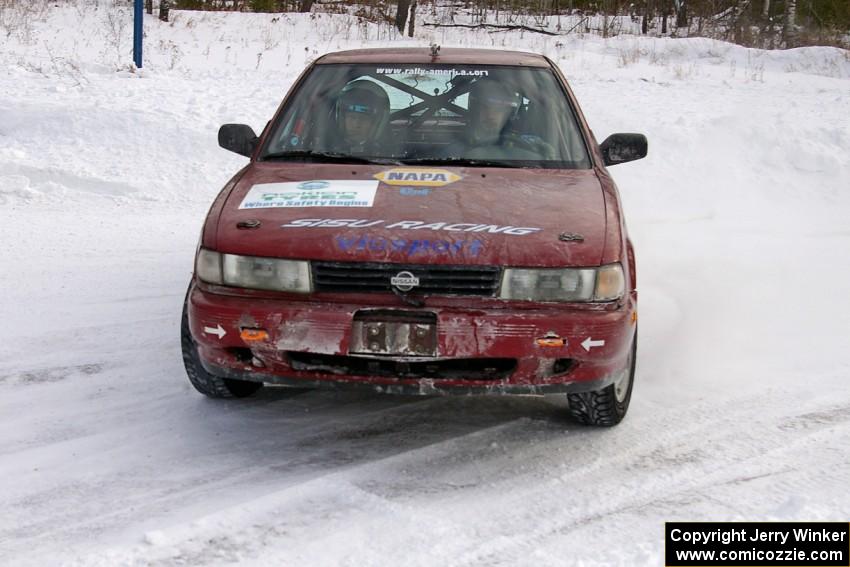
[[216, 163, 607, 267]]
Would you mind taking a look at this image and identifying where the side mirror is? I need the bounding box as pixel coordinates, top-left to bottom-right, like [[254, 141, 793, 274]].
[[599, 133, 648, 166], [218, 124, 258, 158]]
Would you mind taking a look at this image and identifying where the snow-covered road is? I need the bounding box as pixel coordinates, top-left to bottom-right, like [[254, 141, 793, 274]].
[[2, 6, 850, 566]]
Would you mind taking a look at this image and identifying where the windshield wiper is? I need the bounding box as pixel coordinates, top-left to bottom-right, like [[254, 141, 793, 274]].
[[400, 157, 523, 168], [261, 150, 399, 165]]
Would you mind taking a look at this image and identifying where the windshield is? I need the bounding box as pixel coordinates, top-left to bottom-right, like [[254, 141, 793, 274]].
[[260, 64, 591, 169]]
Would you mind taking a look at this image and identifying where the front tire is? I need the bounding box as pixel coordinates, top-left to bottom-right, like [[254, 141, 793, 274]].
[[181, 285, 263, 399], [567, 331, 636, 426]]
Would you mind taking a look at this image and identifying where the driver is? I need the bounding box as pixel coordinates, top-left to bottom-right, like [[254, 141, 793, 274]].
[[330, 79, 390, 155]]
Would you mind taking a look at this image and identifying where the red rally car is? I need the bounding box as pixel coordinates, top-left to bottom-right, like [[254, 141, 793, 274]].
[[182, 47, 647, 426]]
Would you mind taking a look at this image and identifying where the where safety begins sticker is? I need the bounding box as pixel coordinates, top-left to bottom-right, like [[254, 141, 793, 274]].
[[374, 168, 461, 187], [238, 180, 379, 209]]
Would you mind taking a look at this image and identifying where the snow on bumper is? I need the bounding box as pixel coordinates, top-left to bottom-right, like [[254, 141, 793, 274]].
[[188, 283, 637, 395]]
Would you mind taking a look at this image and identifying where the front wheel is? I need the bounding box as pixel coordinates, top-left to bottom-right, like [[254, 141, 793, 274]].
[[181, 285, 263, 399], [566, 331, 636, 426]]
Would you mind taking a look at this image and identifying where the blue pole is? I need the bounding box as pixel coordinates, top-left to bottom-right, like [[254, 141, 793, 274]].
[[133, 0, 143, 68]]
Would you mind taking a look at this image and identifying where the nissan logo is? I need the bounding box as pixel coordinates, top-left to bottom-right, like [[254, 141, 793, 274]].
[[390, 271, 420, 292]]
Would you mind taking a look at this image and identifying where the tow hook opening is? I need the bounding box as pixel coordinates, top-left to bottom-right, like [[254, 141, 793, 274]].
[[226, 347, 254, 364], [552, 358, 576, 375]]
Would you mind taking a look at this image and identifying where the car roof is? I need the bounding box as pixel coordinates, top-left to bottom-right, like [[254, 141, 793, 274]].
[[315, 47, 551, 68]]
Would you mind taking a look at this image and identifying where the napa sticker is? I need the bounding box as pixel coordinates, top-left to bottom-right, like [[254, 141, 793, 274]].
[[238, 180, 379, 209], [374, 168, 461, 188]]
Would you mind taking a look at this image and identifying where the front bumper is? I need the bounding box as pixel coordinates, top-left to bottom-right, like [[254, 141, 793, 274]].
[[188, 282, 637, 396]]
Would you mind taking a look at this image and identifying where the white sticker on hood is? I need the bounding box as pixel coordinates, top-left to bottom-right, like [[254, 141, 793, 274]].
[[238, 180, 379, 209]]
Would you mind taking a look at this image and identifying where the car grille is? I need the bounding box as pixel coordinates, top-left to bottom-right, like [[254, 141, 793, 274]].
[[312, 261, 501, 296]]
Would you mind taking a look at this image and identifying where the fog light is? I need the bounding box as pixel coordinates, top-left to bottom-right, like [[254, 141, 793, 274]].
[[536, 332, 566, 348], [240, 328, 269, 342]]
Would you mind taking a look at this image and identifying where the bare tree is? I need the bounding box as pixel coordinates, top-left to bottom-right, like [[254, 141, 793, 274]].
[[675, 0, 687, 28], [784, 0, 796, 45], [407, 0, 416, 37], [396, 0, 416, 35], [641, 0, 654, 35], [731, 0, 745, 44]]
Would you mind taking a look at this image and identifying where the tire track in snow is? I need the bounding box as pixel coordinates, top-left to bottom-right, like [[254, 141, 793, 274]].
[[435, 398, 850, 566], [53, 418, 537, 567], [49, 398, 755, 564], [1, 393, 562, 563], [116, 392, 842, 566], [28, 388, 850, 566]]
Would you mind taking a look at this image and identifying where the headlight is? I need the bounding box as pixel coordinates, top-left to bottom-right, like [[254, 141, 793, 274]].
[[196, 248, 312, 293], [500, 263, 624, 302]]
